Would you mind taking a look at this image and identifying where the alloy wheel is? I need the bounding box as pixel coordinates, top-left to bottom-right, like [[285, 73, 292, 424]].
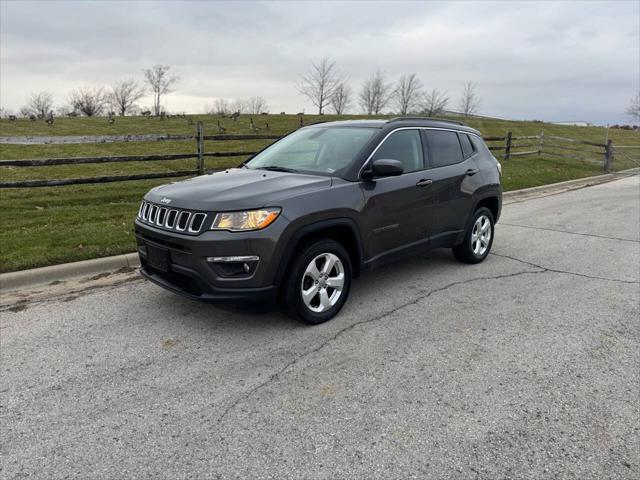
[[471, 214, 492, 256], [300, 253, 345, 313]]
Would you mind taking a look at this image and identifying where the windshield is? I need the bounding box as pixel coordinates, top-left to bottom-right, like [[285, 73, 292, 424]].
[[245, 127, 377, 174]]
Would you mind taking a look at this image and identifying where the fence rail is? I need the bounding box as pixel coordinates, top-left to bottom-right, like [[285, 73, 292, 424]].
[[0, 170, 202, 189], [0, 133, 281, 145], [1, 151, 258, 168], [481, 131, 623, 172], [0, 123, 637, 188], [0, 121, 281, 188]]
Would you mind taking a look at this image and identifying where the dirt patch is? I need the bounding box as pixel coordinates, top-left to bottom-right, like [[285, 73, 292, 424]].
[[7, 302, 28, 313], [1, 269, 142, 312]]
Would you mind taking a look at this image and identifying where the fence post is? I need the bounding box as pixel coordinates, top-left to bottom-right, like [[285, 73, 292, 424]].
[[604, 139, 613, 173], [196, 121, 204, 175], [504, 131, 512, 161], [539, 130, 544, 155]]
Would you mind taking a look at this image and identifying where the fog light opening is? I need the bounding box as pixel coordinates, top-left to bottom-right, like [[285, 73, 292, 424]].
[[206, 255, 260, 278]]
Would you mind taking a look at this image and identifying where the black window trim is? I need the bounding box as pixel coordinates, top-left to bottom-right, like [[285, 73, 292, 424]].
[[359, 126, 483, 178], [457, 132, 476, 160]]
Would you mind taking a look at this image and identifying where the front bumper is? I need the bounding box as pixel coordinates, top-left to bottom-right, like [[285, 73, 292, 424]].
[[135, 218, 285, 305], [139, 264, 277, 305]]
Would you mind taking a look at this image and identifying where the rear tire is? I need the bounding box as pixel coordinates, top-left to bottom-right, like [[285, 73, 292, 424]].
[[452, 207, 495, 264], [283, 238, 352, 324]]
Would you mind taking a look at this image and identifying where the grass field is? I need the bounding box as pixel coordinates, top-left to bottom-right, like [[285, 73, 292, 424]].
[[1, 114, 638, 272]]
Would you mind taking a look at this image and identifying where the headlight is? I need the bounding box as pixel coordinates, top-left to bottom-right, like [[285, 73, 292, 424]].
[[210, 208, 281, 231]]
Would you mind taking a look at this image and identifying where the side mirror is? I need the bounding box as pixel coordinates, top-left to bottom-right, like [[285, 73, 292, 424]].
[[362, 159, 404, 179]]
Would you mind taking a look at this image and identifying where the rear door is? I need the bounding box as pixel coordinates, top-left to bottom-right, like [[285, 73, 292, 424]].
[[359, 129, 432, 261], [422, 129, 480, 246]]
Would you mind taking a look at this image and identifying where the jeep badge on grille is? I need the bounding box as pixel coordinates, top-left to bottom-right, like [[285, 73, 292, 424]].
[[160, 197, 172, 204]]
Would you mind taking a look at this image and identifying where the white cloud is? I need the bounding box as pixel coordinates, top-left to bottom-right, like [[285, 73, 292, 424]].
[[1, 0, 638, 123]]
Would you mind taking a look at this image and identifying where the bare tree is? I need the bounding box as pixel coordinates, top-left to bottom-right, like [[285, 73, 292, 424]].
[[330, 82, 352, 114], [210, 98, 230, 115], [55, 105, 73, 116], [359, 70, 393, 115], [626, 92, 640, 124], [247, 96, 269, 114], [143, 64, 179, 116], [24, 91, 54, 118], [68, 86, 109, 116], [421, 89, 449, 117], [458, 81, 481, 117], [393, 74, 422, 115], [110, 79, 145, 116], [230, 98, 248, 114], [297, 57, 343, 115]]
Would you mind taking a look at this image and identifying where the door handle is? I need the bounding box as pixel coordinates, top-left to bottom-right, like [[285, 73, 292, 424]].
[[416, 179, 433, 187], [465, 168, 479, 176]]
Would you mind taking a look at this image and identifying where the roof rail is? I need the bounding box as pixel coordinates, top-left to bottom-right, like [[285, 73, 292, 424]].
[[307, 120, 331, 126], [387, 117, 466, 126]]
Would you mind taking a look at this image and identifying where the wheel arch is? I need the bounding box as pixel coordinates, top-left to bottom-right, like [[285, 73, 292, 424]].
[[474, 195, 501, 222], [275, 218, 364, 288]]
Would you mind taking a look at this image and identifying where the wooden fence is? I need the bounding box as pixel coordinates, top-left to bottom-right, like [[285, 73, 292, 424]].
[[483, 132, 619, 172], [0, 123, 633, 188], [0, 122, 280, 188]]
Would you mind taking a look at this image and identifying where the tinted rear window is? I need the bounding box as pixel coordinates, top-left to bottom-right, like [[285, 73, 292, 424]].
[[459, 133, 474, 158], [470, 135, 487, 152], [426, 130, 464, 168]]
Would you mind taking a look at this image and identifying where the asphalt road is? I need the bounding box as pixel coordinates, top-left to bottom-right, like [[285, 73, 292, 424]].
[[2, 176, 639, 479]]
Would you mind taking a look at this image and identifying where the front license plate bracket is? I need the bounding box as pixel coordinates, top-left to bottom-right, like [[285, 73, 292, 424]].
[[147, 245, 170, 272]]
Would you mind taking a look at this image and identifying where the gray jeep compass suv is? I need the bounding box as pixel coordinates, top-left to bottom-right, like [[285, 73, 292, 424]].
[[135, 118, 502, 323]]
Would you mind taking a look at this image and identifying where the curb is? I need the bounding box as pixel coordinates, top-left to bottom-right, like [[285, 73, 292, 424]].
[[0, 253, 140, 293], [1, 168, 637, 293], [502, 168, 638, 201]]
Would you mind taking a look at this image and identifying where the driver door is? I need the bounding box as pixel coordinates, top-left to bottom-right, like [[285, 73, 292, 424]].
[[359, 129, 433, 263]]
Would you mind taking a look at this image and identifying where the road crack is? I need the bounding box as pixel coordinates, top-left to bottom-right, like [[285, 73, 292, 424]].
[[216, 267, 546, 424], [490, 252, 639, 284], [499, 223, 639, 244], [217, 251, 639, 422]]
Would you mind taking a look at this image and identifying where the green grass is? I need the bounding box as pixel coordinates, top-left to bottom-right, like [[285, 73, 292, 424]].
[[1, 114, 638, 272]]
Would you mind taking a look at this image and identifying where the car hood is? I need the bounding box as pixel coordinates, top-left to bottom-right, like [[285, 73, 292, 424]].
[[144, 168, 333, 211]]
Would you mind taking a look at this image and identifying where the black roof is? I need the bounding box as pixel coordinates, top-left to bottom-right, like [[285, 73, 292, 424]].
[[305, 118, 480, 135]]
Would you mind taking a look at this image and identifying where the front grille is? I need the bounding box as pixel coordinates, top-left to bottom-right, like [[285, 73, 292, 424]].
[[137, 200, 208, 235]]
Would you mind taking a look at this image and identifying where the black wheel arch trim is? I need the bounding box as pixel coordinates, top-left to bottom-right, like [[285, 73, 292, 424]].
[[469, 188, 502, 223], [274, 217, 364, 288]]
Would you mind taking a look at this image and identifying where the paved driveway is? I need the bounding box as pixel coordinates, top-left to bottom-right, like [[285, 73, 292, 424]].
[[2, 176, 639, 479]]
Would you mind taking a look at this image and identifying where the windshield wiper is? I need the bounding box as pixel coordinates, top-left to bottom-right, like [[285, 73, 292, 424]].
[[256, 166, 299, 173]]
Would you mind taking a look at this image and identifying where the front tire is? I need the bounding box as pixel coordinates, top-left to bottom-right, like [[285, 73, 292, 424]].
[[452, 207, 495, 264], [284, 238, 352, 324]]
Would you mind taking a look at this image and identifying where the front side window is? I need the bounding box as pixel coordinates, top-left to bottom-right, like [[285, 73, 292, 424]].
[[426, 130, 464, 168], [245, 127, 376, 175], [371, 129, 424, 173]]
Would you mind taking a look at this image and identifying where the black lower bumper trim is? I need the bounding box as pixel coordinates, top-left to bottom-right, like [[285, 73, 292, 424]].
[[140, 266, 277, 306]]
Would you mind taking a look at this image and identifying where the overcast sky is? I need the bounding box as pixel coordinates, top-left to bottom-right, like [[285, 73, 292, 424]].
[[1, 0, 638, 124]]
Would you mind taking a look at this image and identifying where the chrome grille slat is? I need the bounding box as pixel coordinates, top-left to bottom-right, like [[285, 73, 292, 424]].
[[188, 213, 206, 233], [157, 207, 167, 226], [166, 209, 178, 228], [176, 211, 191, 232], [137, 201, 207, 234], [149, 205, 158, 223]]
